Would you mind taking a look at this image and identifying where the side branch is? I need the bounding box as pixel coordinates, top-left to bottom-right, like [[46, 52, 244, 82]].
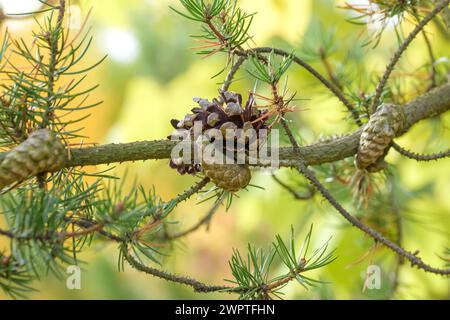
[[122, 247, 232, 293]]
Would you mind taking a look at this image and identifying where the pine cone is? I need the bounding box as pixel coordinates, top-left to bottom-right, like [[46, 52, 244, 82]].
[[202, 162, 251, 192], [355, 104, 405, 171], [168, 91, 269, 175], [0, 129, 67, 188]]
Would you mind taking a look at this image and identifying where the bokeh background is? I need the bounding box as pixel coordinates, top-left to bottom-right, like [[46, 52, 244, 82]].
[[0, 0, 449, 299]]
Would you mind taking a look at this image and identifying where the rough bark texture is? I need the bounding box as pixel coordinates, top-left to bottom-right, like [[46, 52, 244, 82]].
[[0, 82, 449, 171]]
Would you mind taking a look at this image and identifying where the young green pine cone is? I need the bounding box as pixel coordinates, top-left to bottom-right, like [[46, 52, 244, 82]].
[[202, 162, 251, 193], [355, 104, 405, 171], [0, 129, 67, 189]]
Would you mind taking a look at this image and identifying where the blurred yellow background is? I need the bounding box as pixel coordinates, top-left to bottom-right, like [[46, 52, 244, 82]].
[[0, 0, 449, 299]]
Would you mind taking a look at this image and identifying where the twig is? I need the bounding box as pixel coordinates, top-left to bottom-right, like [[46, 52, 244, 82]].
[[319, 48, 344, 92], [169, 177, 211, 207], [122, 246, 232, 293], [248, 47, 362, 126], [412, 6, 438, 91], [272, 174, 315, 200], [166, 194, 224, 240], [0, 218, 121, 242], [422, 31, 438, 90], [371, 0, 450, 113], [0, 228, 14, 239], [122, 242, 308, 297], [41, 0, 66, 129], [221, 55, 246, 92], [280, 118, 450, 276], [392, 142, 450, 161], [68, 218, 125, 242], [129, 177, 212, 239], [386, 172, 403, 298], [36, 0, 65, 189], [1, 81, 448, 172], [225, 46, 361, 125]]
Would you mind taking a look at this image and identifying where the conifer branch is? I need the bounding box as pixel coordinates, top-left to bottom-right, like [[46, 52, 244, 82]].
[[236, 47, 361, 125], [392, 143, 450, 161], [272, 174, 315, 200], [122, 245, 232, 293], [165, 194, 224, 240], [164, 177, 211, 211], [1, 0, 450, 299], [2, 81, 449, 173], [279, 118, 450, 276], [123, 225, 335, 298]]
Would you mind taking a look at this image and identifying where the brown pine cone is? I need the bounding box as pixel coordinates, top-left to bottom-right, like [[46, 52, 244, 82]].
[[0, 129, 67, 188], [202, 162, 251, 193], [168, 91, 269, 176], [355, 104, 405, 171]]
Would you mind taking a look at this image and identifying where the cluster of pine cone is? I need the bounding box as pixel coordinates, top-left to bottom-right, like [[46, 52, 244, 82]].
[[169, 91, 270, 192]]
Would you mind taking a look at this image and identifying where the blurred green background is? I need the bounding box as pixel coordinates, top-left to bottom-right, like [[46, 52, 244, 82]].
[[0, 0, 449, 299]]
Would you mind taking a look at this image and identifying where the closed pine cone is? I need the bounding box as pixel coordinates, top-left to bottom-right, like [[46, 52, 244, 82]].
[[355, 104, 405, 171], [202, 162, 251, 193], [0, 129, 67, 188]]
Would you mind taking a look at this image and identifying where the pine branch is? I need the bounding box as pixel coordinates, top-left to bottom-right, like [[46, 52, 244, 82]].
[[279, 118, 450, 276], [237, 47, 362, 125], [272, 174, 315, 200], [165, 194, 224, 240], [371, 0, 450, 113], [1, 81, 448, 174], [0, 220, 102, 241], [68, 218, 125, 242], [124, 226, 335, 299], [1, 0, 450, 299], [221, 55, 246, 92], [392, 142, 450, 161], [164, 177, 211, 212], [122, 245, 232, 293], [41, 0, 66, 129], [227, 226, 335, 299]]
